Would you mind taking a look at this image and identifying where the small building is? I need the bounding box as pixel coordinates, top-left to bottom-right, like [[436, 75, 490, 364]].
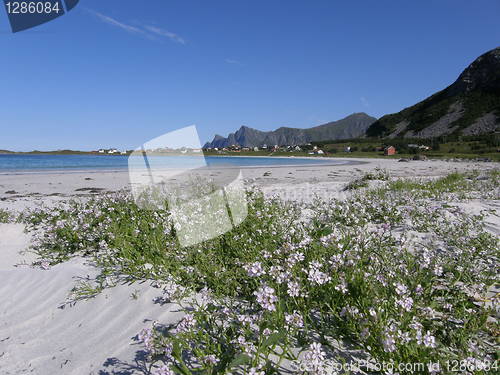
[[98, 149, 105, 153], [315, 149, 325, 155], [384, 146, 396, 156], [345, 146, 351, 152], [253, 147, 259, 152]]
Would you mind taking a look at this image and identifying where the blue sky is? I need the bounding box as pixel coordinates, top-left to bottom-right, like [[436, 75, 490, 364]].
[[1, 0, 499, 151]]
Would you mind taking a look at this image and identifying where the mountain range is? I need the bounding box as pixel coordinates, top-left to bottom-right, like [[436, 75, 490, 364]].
[[203, 113, 376, 148], [205, 47, 499, 148]]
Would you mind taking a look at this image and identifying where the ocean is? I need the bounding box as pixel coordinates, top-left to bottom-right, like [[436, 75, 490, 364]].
[[0, 154, 346, 172]]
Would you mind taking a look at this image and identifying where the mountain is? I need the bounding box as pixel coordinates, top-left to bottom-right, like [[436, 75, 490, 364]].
[[367, 47, 500, 138], [204, 113, 376, 148]]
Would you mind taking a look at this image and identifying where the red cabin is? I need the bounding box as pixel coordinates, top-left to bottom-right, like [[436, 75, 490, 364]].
[[384, 146, 396, 156]]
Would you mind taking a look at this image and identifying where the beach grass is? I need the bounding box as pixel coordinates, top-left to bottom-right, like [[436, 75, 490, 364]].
[[343, 167, 390, 190], [0, 209, 11, 223], [22, 170, 499, 374]]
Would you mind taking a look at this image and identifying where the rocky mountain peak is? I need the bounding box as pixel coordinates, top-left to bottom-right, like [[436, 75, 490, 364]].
[[448, 47, 500, 95]]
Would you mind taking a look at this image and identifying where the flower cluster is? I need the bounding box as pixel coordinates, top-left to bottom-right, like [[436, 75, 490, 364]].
[[254, 284, 278, 311]]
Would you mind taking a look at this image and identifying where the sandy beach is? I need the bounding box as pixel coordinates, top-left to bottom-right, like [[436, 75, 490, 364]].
[[1, 157, 498, 212], [1, 158, 499, 374]]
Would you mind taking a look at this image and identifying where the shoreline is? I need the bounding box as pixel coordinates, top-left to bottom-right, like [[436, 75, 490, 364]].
[[0, 155, 362, 176], [1, 153, 497, 176], [1, 157, 498, 214]]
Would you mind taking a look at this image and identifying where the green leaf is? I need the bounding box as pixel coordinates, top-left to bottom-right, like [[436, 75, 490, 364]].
[[229, 353, 252, 367], [262, 331, 285, 348]]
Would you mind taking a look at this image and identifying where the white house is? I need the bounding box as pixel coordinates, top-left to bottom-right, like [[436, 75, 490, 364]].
[[408, 144, 430, 151]]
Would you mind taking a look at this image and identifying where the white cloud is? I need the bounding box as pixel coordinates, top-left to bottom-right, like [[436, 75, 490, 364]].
[[144, 26, 186, 44], [90, 10, 145, 35], [360, 96, 370, 107], [88, 9, 185, 44]]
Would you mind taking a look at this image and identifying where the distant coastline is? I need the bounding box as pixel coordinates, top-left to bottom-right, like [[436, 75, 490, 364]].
[[0, 150, 130, 156]]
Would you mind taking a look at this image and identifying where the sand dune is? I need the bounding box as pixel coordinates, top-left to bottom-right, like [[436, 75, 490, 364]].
[[0, 225, 183, 374]]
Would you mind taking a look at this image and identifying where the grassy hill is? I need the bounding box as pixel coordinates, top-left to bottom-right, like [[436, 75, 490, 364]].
[[367, 47, 500, 138]]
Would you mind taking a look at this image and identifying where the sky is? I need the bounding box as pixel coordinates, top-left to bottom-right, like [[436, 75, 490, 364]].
[[1, 0, 499, 151]]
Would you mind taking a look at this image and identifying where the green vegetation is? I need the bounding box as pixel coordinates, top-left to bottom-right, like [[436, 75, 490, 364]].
[[343, 167, 390, 190], [365, 89, 451, 137], [22, 170, 499, 374], [0, 209, 11, 223], [311, 133, 500, 161], [449, 91, 500, 132], [205, 133, 500, 161], [386, 172, 470, 193], [366, 91, 500, 138]]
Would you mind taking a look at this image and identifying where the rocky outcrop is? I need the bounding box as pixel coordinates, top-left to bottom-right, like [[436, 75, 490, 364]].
[[462, 112, 499, 136]]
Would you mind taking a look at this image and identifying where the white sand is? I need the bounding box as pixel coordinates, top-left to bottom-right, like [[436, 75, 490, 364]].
[[0, 224, 35, 271], [0, 247, 183, 374], [0, 158, 498, 374]]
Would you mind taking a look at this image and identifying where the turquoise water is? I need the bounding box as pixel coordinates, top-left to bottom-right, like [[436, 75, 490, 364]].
[[0, 154, 344, 172]]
